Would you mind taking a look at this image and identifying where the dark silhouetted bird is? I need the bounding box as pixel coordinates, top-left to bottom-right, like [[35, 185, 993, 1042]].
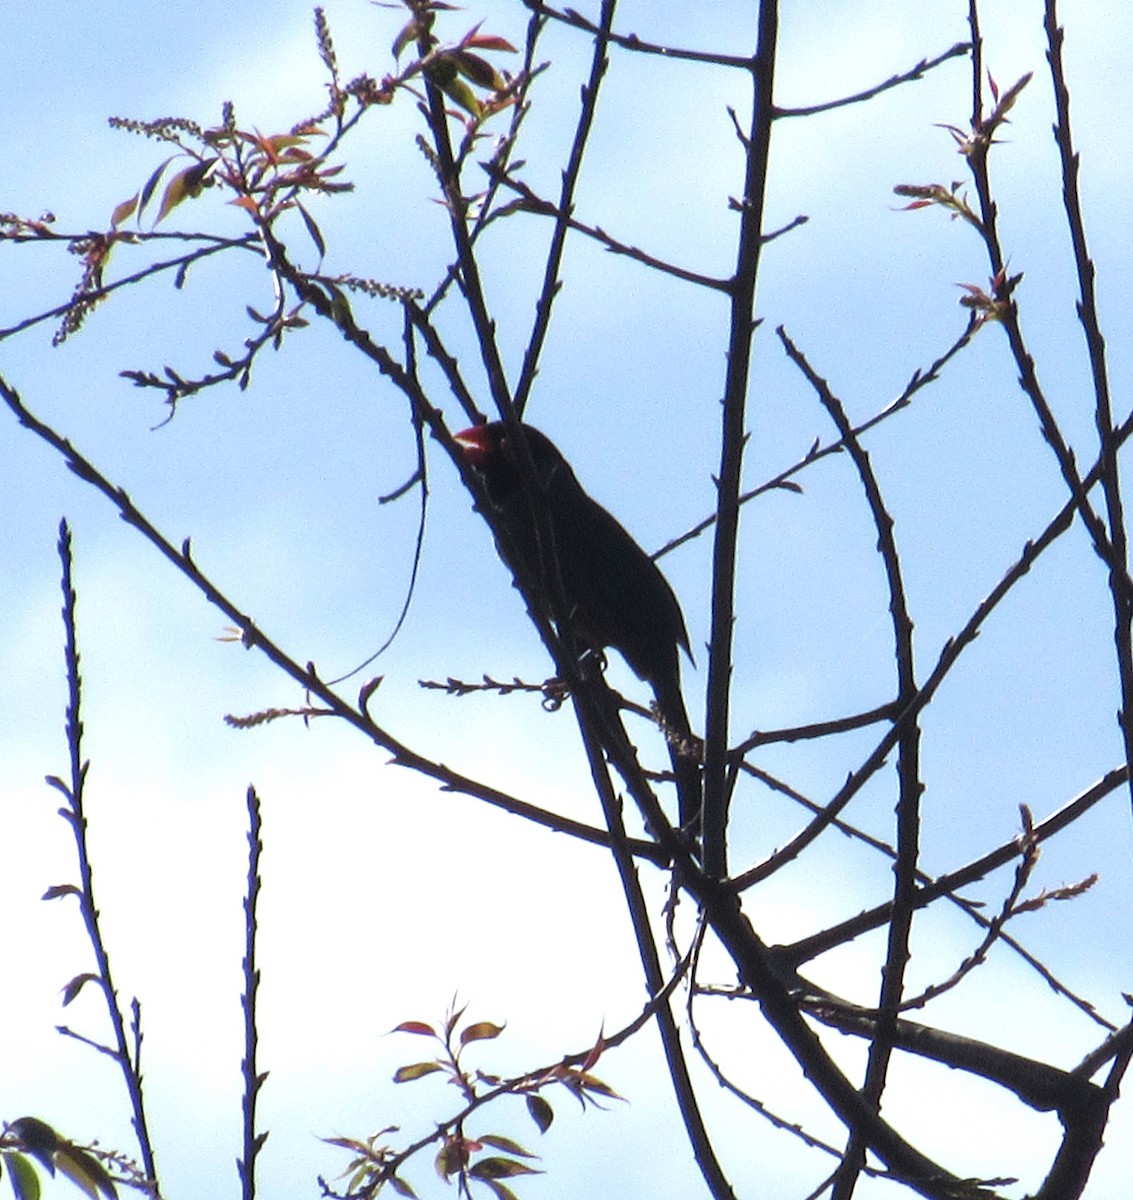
[[455, 421, 701, 833]]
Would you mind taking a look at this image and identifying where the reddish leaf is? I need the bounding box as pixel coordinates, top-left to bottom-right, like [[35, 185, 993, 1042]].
[[392, 1020, 436, 1037], [464, 34, 518, 53], [580, 1030, 605, 1072]]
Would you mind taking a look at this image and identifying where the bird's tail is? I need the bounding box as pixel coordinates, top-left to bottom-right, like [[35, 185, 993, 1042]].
[[653, 673, 703, 848]]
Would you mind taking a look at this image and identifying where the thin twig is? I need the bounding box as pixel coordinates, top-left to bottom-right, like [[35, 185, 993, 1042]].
[[654, 317, 979, 561], [238, 786, 268, 1200], [519, 0, 754, 70], [745, 760, 1119, 1030], [775, 42, 970, 118], [778, 766, 1128, 992], [702, 0, 779, 879], [1, 374, 667, 865], [1043, 0, 1133, 818], [513, 0, 614, 415], [776, 327, 922, 1199], [483, 166, 732, 293], [53, 521, 162, 1194]]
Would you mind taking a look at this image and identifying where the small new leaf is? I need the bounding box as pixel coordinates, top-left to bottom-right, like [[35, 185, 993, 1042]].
[[444, 1002, 469, 1039], [42, 884, 82, 901], [393, 17, 428, 59], [61, 973, 102, 1006]]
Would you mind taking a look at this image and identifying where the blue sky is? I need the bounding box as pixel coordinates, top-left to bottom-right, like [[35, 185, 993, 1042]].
[[3, 2, 1133, 1197]]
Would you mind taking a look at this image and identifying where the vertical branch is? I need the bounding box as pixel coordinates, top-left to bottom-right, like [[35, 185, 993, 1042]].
[[513, 0, 615, 415], [571, 701, 737, 1200], [1043, 0, 1133, 813], [55, 520, 162, 1194], [966, 0, 984, 136], [702, 0, 778, 878], [422, 66, 512, 414], [776, 331, 923, 1199], [237, 786, 268, 1200], [963, 0, 1129, 598]]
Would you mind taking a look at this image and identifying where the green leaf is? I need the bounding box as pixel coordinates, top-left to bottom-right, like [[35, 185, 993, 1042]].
[[452, 51, 503, 91], [110, 195, 139, 228], [469, 1156, 541, 1180], [481, 1182, 519, 1200], [56, 1149, 116, 1200], [9, 1119, 58, 1173], [54, 1151, 97, 1200], [525, 1094, 554, 1133], [389, 1175, 417, 1198], [393, 1061, 444, 1083], [424, 56, 481, 118], [155, 158, 214, 225], [478, 1136, 536, 1159], [3, 1153, 42, 1200], [137, 155, 177, 217], [295, 202, 326, 259], [440, 75, 482, 118], [460, 1020, 504, 1045]]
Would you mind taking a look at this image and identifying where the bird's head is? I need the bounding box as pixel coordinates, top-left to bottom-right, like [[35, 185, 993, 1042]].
[[454, 422, 568, 505]]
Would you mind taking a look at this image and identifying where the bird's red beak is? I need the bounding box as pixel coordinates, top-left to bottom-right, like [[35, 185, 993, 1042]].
[[454, 424, 490, 466]]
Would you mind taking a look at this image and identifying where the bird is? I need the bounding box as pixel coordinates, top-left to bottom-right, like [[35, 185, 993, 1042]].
[[454, 420, 701, 835]]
